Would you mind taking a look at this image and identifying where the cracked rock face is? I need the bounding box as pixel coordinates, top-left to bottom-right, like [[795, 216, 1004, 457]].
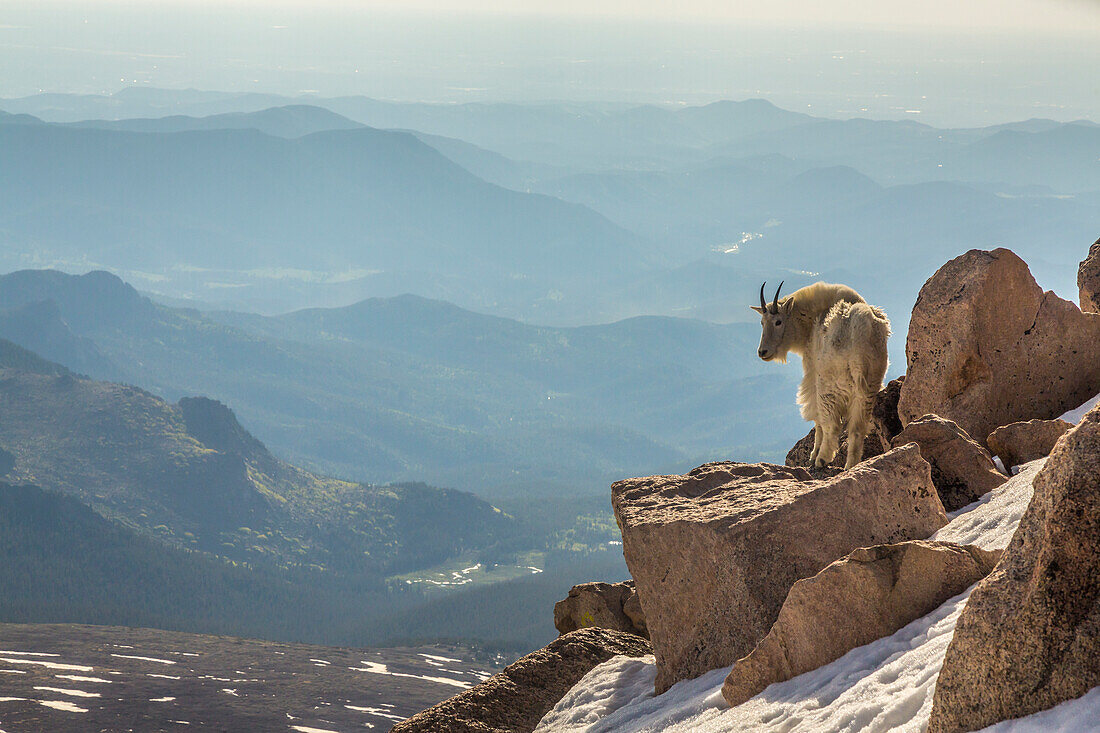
[[722, 540, 1000, 708], [1079, 237, 1100, 313], [899, 248, 1100, 446], [928, 403, 1100, 733], [611, 449, 947, 693]]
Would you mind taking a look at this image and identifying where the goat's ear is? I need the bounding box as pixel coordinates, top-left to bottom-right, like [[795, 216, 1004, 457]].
[[750, 306, 765, 314], [782, 298, 795, 315]]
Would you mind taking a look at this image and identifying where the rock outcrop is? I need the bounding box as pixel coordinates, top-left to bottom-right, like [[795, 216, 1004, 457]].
[[891, 414, 1006, 512], [986, 418, 1074, 468], [390, 628, 651, 733], [927, 404, 1100, 733], [554, 580, 647, 638], [1079, 237, 1100, 313], [722, 540, 1000, 707], [611, 448, 948, 693], [871, 376, 906, 449], [899, 248, 1100, 445]]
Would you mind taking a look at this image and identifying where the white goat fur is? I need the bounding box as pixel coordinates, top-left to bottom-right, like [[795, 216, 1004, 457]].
[[758, 282, 891, 469]]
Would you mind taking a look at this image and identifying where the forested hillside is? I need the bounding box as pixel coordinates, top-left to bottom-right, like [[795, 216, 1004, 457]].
[[0, 344, 521, 576]]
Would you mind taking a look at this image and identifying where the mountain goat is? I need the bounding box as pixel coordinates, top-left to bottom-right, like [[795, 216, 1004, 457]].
[[752, 281, 890, 469]]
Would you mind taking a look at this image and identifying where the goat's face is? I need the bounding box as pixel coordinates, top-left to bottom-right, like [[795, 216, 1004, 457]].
[[751, 281, 793, 362]]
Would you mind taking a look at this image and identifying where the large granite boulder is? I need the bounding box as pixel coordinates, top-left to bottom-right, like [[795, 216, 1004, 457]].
[[927, 403, 1100, 733], [1079, 237, 1100, 313], [891, 414, 1006, 512], [899, 248, 1100, 446], [987, 418, 1074, 469], [722, 540, 999, 707], [554, 580, 647, 639], [391, 628, 651, 733], [611, 447, 948, 694]]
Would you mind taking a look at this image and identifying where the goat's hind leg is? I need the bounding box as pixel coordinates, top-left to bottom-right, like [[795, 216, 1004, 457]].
[[814, 395, 842, 468], [843, 393, 870, 470]]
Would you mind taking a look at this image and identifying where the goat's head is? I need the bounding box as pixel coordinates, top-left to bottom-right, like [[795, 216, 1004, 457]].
[[751, 281, 793, 362]]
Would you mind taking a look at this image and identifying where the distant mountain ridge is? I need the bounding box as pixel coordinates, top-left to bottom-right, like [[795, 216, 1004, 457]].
[[65, 103, 365, 138], [1, 93, 1094, 324], [0, 270, 803, 496], [0, 119, 655, 321]]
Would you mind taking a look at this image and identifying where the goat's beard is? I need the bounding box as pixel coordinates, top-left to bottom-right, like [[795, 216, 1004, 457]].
[[765, 345, 791, 364]]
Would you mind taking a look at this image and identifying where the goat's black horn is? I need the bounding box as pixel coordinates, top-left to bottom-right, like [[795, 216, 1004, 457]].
[[772, 281, 784, 310], [759, 282, 767, 311]]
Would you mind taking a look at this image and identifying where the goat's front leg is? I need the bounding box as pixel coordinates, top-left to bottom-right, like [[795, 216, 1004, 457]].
[[815, 428, 839, 468]]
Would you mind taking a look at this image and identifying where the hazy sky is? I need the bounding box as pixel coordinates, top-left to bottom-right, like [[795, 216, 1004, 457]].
[[9, 0, 1100, 30], [362, 0, 1100, 31], [1, 0, 1098, 125]]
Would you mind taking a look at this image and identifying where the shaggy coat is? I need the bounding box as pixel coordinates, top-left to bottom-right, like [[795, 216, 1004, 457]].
[[754, 282, 890, 469]]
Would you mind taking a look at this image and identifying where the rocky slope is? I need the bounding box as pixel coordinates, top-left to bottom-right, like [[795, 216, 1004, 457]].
[[0, 622, 499, 732], [394, 240, 1100, 732]]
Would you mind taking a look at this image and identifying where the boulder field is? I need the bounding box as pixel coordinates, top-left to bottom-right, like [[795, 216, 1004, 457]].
[[392, 240, 1100, 733], [928, 402, 1100, 733], [610, 447, 947, 693], [899, 247, 1100, 446]]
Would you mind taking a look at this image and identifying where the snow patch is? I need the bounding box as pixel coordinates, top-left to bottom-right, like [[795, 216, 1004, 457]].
[[33, 687, 100, 698], [111, 653, 176, 665], [348, 660, 471, 689], [0, 658, 93, 672], [419, 654, 462, 664], [346, 704, 405, 721], [931, 459, 1043, 550], [980, 686, 1100, 731], [1058, 392, 1099, 424], [37, 699, 88, 713]]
